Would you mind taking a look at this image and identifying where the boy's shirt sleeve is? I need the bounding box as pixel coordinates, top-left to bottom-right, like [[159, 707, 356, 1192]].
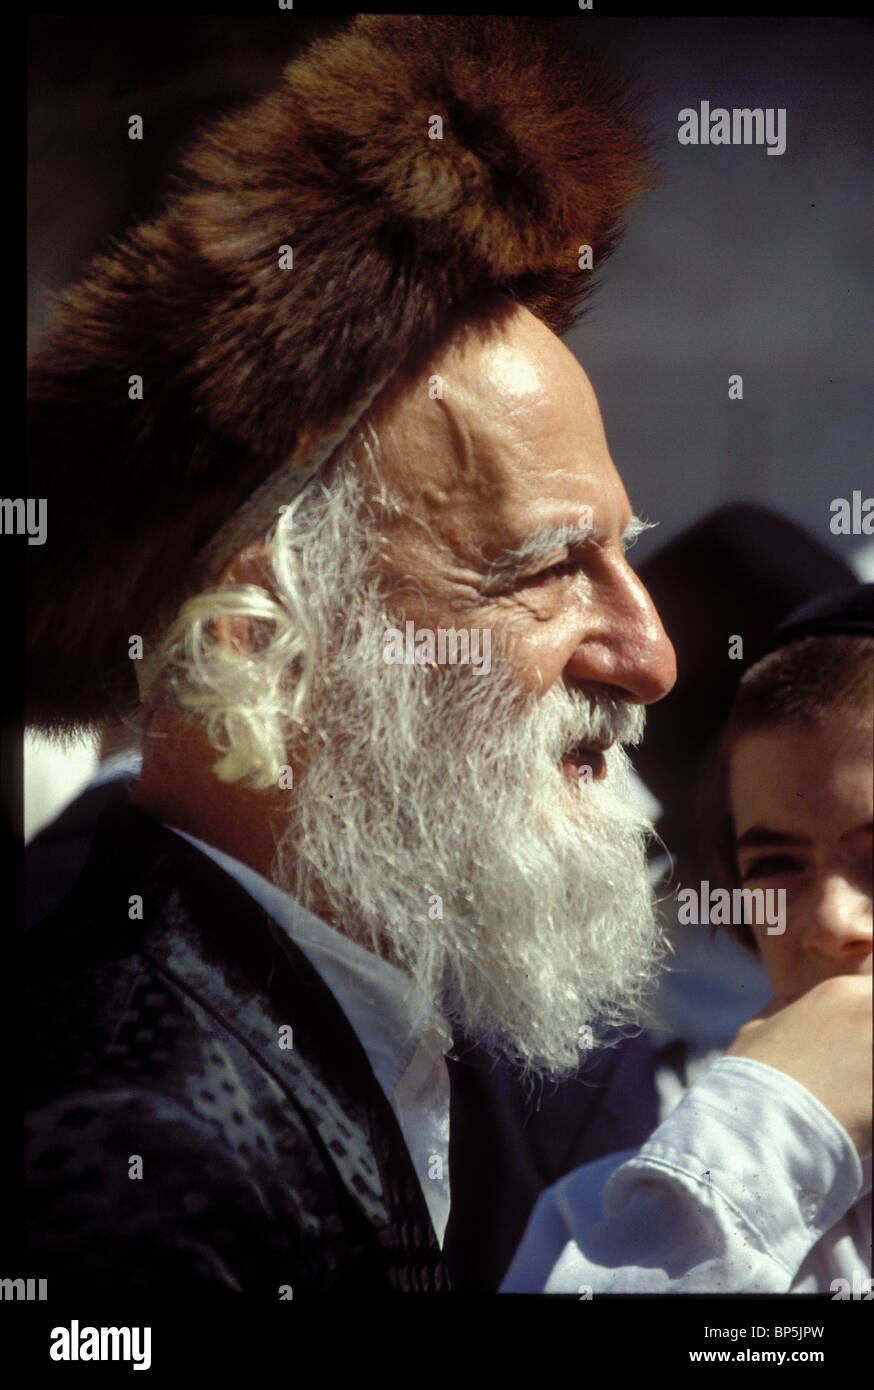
[[500, 1056, 864, 1294]]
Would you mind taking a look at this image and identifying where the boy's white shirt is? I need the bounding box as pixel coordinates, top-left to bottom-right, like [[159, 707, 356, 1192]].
[[658, 1046, 872, 1293], [501, 1051, 870, 1294]]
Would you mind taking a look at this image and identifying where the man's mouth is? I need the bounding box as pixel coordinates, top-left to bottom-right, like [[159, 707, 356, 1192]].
[[560, 740, 612, 783]]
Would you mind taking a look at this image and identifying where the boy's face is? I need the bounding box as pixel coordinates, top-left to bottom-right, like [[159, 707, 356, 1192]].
[[729, 715, 872, 1002]]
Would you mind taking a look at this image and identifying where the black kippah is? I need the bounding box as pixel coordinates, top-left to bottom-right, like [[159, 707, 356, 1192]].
[[758, 582, 874, 660]]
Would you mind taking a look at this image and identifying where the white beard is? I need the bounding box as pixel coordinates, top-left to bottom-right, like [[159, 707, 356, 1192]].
[[273, 572, 665, 1081]]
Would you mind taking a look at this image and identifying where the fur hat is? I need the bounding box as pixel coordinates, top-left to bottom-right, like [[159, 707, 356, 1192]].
[[27, 14, 655, 730]]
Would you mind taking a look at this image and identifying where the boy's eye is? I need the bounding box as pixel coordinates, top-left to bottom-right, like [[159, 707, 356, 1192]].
[[742, 854, 804, 881]]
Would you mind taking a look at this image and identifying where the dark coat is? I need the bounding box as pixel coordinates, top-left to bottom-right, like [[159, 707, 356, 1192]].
[[21, 802, 448, 1295], [21, 792, 661, 1294]]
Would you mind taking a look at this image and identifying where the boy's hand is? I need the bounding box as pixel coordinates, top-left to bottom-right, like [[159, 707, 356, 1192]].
[[726, 975, 873, 1159]]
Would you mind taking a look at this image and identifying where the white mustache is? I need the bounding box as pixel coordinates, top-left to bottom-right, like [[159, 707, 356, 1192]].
[[555, 695, 645, 761]]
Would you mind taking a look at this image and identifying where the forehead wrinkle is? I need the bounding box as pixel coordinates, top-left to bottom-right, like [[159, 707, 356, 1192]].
[[419, 402, 524, 581], [369, 397, 519, 588], [378, 366, 508, 503], [438, 390, 509, 513]]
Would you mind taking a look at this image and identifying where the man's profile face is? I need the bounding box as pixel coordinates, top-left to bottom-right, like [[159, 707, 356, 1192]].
[[363, 299, 676, 729], [262, 300, 677, 1076], [730, 716, 873, 1001]]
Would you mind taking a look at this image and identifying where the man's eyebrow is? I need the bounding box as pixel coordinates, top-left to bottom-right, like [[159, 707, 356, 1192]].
[[736, 827, 810, 851], [621, 515, 655, 550], [483, 513, 655, 585]]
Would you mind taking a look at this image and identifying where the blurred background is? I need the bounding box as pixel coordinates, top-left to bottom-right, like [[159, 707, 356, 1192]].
[[26, 14, 873, 836]]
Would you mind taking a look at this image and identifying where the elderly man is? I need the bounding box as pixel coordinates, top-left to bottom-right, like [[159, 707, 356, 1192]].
[[23, 16, 870, 1296]]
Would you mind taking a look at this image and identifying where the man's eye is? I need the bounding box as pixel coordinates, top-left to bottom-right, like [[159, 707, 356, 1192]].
[[742, 854, 804, 881], [524, 559, 579, 585]]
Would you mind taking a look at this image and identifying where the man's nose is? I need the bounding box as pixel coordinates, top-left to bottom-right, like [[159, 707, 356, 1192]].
[[564, 562, 677, 705], [802, 872, 873, 962]]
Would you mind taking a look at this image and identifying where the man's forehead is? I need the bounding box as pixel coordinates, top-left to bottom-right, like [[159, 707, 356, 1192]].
[[368, 302, 619, 536]]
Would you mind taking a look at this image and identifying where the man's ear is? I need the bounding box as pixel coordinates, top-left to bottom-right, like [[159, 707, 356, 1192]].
[[213, 540, 274, 656]]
